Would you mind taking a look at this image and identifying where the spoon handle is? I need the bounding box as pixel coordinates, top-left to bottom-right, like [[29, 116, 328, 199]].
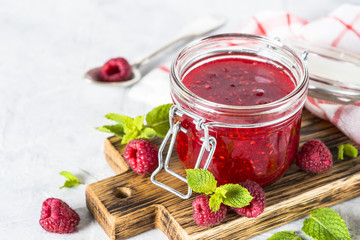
[[131, 15, 226, 68]]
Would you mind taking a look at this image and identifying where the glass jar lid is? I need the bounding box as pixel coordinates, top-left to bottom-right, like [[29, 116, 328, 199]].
[[287, 39, 360, 104]]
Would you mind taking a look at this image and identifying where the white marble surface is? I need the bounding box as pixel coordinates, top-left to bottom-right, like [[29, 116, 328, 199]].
[[1, 0, 360, 239]]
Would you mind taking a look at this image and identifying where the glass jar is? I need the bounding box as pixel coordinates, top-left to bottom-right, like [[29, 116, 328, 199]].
[[151, 34, 308, 198]]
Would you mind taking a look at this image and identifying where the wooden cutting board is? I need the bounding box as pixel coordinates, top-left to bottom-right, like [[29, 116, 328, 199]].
[[86, 109, 360, 240]]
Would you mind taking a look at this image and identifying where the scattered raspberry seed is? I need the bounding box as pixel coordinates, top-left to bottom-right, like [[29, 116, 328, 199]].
[[123, 139, 159, 175], [192, 195, 227, 227], [39, 198, 80, 234], [231, 180, 266, 218], [99, 57, 133, 82], [296, 139, 333, 173]]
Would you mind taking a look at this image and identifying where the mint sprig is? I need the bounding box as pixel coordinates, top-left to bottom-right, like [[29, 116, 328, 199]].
[[96, 103, 172, 144], [186, 169, 253, 212], [268, 208, 351, 240], [338, 144, 358, 160], [59, 171, 83, 189]]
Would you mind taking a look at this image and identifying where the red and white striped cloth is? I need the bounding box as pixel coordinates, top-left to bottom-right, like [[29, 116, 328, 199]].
[[240, 4, 360, 145], [129, 4, 360, 145]]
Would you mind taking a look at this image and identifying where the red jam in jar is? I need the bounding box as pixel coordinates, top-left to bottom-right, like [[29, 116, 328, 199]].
[[170, 34, 308, 187], [182, 58, 295, 106]]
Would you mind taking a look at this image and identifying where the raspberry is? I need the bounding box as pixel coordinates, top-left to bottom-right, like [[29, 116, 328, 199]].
[[39, 198, 80, 234], [123, 139, 159, 175], [296, 139, 333, 173], [192, 195, 227, 227], [100, 57, 133, 82], [231, 180, 266, 218]]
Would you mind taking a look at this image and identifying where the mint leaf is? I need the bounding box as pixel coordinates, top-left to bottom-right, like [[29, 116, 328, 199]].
[[217, 184, 253, 208], [343, 144, 358, 158], [95, 124, 125, 137], [140, 127, 156, 139], [338, 145, 344, 160], [209, 192, 223, 212], [186, 169, 217, 195], [338, 144, 358, 160], [268, 231, 303, 240], [209, 187, 228, 211], [59, 171, 83, 189], [105, 113, 135, 130], [302, 208, 351, 240], [134, 116, 145, 131], [146, 103, 172, 138], [215, 186, 227, 198], [122, 129, 140, 144]]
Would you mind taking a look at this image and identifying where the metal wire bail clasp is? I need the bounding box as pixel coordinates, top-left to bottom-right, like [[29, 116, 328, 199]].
[[150, 105, 217, 199]]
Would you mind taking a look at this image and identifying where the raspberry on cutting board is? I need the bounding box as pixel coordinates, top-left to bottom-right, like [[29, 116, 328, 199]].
[[192, 194, 227, 227], [296, 139, 333, 173], [123, 139, 159, 175], [231, 180, 266, 218], [39, 198, 80, 234]]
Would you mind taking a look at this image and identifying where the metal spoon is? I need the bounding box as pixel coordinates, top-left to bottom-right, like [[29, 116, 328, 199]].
[[84, 15, 226, 87]]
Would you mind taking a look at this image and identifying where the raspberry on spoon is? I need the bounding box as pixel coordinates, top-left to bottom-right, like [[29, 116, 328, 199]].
[[99, 57, 133, 82]]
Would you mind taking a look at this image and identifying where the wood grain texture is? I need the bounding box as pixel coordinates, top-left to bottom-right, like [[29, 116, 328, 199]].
[[86, 109, 360, 240]]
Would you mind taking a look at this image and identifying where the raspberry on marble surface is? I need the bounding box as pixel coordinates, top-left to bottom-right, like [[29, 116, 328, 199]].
[[39, 198, 80, 234]]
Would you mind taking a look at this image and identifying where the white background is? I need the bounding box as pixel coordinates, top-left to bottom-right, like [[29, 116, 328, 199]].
[[1, 0, 360, 239]]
